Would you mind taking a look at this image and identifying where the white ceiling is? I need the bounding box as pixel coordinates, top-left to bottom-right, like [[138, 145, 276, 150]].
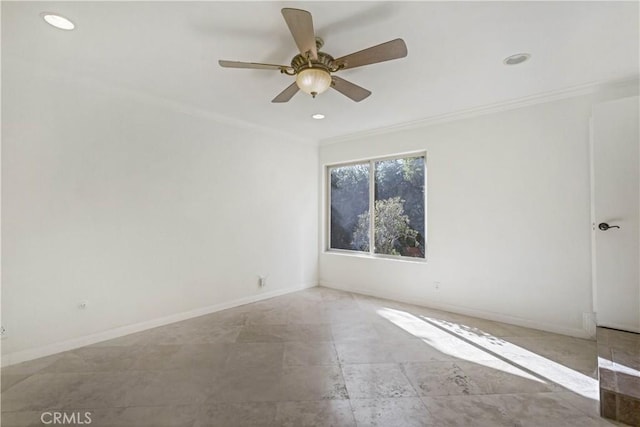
[[3, 1, 639, 143]]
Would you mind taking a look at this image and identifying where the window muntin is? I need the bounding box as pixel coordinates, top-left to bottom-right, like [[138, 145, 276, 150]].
[[328, 154, 426, 259]]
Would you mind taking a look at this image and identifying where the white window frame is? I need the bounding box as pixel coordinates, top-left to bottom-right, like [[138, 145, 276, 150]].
[[325, 151, 427, 262]]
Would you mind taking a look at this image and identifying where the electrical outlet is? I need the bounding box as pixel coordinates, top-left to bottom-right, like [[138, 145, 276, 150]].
[[259, 276, 267, 288], [434, 281, 441, 290], [78, 300, 88, 309], [1, 325, 7, 339]]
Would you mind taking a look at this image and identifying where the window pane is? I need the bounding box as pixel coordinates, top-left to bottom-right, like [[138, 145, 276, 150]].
[[374, 156, 425, 258], [330, 163, 370, 252]]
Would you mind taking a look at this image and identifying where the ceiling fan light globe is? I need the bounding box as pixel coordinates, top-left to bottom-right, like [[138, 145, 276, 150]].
[[296, 68, 331, 96]]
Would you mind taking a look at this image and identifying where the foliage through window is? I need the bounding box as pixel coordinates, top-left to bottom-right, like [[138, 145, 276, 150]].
[[329, 155, 425, 259]]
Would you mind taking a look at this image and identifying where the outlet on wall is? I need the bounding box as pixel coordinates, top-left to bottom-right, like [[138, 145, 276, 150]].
[[258, 276, 267, 288], [1, 325, 7, 339], [434, 281, 441, 290]]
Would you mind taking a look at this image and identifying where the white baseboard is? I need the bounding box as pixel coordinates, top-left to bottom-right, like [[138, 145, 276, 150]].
[[1, 282, 317, 367], [320, 281, 591, 339], [583, 312, 597, 339], [597, 321, 640, 334]]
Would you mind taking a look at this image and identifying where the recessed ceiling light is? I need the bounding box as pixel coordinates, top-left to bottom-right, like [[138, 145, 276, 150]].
[[312, 114, 325, 120], [503, 53, 531, 66], [41, 13, 75, 30]]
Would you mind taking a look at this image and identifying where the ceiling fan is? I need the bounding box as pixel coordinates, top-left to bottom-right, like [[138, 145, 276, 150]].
[[218, 8, 408, 103]]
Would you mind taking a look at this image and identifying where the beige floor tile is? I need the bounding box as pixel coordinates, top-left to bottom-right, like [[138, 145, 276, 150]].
[[410, 336, 502, 363], [162, 343, 231, 371], [331, 322, 381, 341], [597, 328, 640, 353], [389, 339, 467, 363], [236, 324, 332, 343], [520, 415, 620, 426], [324, 307, 381, 324], [507, 354, 600, 391], [2, 372, 88, 411], [402, 361, 482, 397], [342, 363, 417, 399], [468, 359, 560, 393], [499, 393, 616, 426], [123, 369, 216, 407], [236, 324, 290, 343], [206, 368, 283, 403], [1, 373, 31, 392], [283, 324, 334, 342], [285, 308, 329, 325], [245, 308, 290, 325], [421, 394, 515, 427], [283, 341, 339, 366], [350, 397, 432, 426], [373, 321, 430, 342], [195, 402, 277, 427], [553, 390, 602, 417], [148, 324, 242, 345], [224, 342, 284, 372], [127, 344, 183, 370], [279, 365, 348, 401], [93, 405, 198, 427], [505, 335, 597, 360], [275, 400, 355, 427], [334, 339, 397, 364], [57, 371, 151, 409], [425, 393, 613, 427], [612, 347, 640, 372]]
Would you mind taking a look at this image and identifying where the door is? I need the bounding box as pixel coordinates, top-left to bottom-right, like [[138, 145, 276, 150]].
[[592, 96, 640, 333]]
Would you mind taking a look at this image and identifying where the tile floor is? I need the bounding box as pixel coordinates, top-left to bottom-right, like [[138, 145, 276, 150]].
[[597, 327, 640, 425], [0, 287, 620, 426]]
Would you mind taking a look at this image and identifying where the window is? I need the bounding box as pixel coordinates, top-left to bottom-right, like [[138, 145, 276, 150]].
[[328, 154, 426, 259]]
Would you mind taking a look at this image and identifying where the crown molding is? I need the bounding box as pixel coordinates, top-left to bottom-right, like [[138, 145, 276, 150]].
[[320, 75, 640, 146], [83, 76, 317, 147], [5, 54, 316, 147]]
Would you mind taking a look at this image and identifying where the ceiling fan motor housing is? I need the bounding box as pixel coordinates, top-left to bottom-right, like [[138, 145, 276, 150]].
[[290, 51, 337, 74]]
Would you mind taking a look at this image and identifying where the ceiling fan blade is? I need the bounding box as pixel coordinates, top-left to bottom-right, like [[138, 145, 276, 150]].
[[272, 82, 300, 103], [219, 60, 290, 71], [335, 38, 407, 70], [281, 8, 318, 60], [331, 76, 371, 102]]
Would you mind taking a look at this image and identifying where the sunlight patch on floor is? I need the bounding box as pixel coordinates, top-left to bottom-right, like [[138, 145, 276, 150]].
[[376, 307, 598, 398], [599, 356, 640, 377]]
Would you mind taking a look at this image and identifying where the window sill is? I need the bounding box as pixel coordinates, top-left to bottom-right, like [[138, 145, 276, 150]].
[[323, 249, 428, 264]]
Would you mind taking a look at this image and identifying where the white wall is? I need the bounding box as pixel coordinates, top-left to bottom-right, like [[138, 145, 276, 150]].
[[1, 58, 318, 362], [319, 83, 638, 338]]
